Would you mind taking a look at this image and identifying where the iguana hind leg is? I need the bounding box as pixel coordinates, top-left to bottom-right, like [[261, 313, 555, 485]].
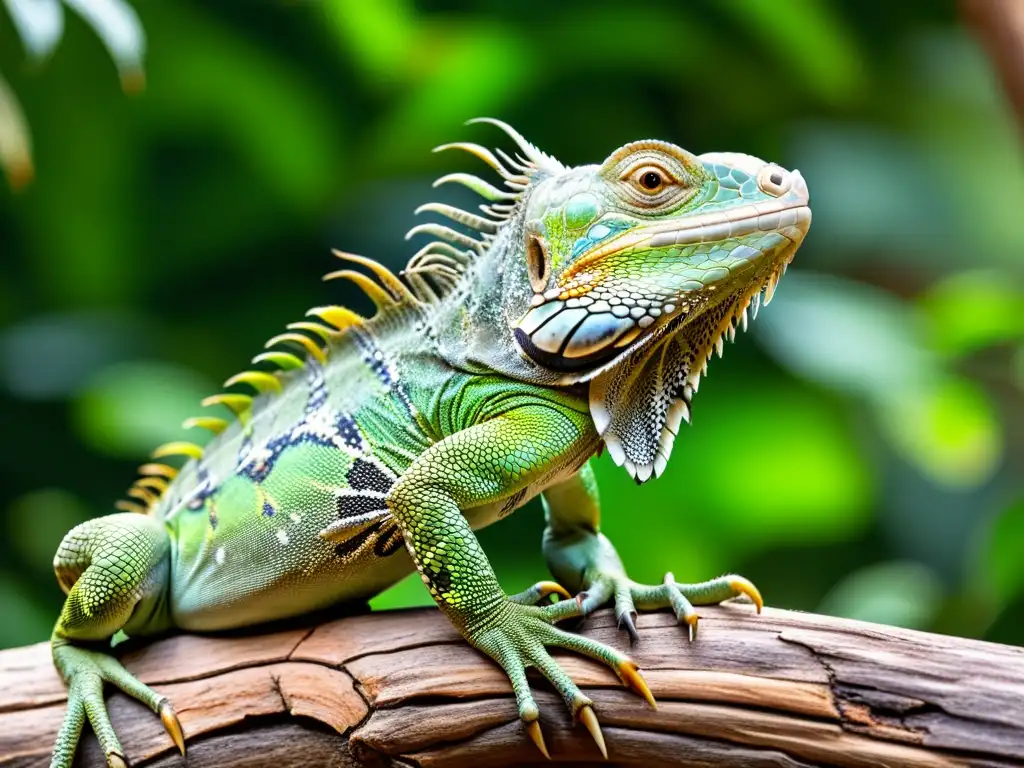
[[49, 513, 182, 768], [543, 461, 763, 644]]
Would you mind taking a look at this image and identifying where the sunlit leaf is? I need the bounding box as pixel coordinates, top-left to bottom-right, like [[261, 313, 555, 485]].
[[717, 0, 864, 105], [594, 380, 874, 585], [817, 560, 943, 629], [982, 500, 1024, 605], [6, 488, 89, 570], [62, 0, 145, 91], [71, 360, 215, 458], [3, 0, 64, 60], [370, 23, 534, 169], [142, 3, 343, 213], [321, 0, 415, 87], [757, 271, 933, 395], [370, 571, 432, 611], [920, 270, 1024, 356], [0, 70, 33, 190], [876, 376, 1001, 489], [0, 573, 52, 646]]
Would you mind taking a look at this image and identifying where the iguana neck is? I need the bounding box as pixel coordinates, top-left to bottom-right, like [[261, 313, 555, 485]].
[[424, 184, 571, 389]]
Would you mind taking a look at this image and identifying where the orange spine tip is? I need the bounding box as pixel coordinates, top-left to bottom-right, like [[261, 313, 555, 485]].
[[322, 269, 394, 310], [151, 441, 205, 461], [286, 321, 334, 342], [134, 476, 170, 493], [223, 370, 283, 394], [252, 351, 304, 370], [138, 463, 179, 479], [115, 500, 147, 514], [265, 332, 327, 364], [128, 486, 158, 505], [182, 416, 229, 434], [306, 305, 364, 331]]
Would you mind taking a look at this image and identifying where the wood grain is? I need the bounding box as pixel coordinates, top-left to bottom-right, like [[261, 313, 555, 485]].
[[1, 605, 1022, 767]]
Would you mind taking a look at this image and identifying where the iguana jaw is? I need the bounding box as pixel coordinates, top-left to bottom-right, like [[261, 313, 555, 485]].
[[513, 175, 810, 377]]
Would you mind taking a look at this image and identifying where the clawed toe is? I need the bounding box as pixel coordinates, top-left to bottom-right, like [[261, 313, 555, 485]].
[[158, 699, 186, 756], [578, 704, 607, 759], [526, 719, 551, 760]]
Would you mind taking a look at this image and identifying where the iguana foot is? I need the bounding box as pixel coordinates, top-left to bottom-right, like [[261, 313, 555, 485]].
[[578, 572, 763, 644], [469, 598, 655, 760], [50, 641, 184, 768]]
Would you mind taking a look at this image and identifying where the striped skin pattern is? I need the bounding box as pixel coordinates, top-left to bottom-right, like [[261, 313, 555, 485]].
[[46, 120, 810, 766]]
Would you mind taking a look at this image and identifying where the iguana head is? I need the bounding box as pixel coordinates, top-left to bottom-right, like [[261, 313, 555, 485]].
[[413, 120, 810, 482]]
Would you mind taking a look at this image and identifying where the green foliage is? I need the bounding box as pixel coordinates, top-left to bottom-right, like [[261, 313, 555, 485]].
[[1, 0, 1022, 649]]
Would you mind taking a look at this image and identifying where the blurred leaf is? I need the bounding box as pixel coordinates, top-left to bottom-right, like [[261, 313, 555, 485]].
[[595, 380, 873, 581], [0, 312, 143, 400], [0, 572, 52, 646], [3, 0, 64, 60], [818, 560, 943, 629], [788, 127, 955, 264], [759, 272, 1002, 488], [370, 571, 432, 611], [71, 360, 215, 458], [370, 23, 535, 169], [63, 0, 145, 89], [142, 3, 343, 214], [983, 499, 1024, 605], [0, 70, 33, 189], [920, 270, 1024, 356], [321, 0, 415, 88], [717, 0, 864, 106], [876, 376, 1001, 489], [6, 488, 89, 568], [758, 271, 932, 395]]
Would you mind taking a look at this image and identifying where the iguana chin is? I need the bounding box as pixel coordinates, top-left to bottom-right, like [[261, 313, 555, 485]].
[[46, 119, 810, 767]]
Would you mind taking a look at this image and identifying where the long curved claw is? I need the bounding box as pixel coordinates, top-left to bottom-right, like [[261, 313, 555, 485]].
[[107, 754, 127, 768], [617, 609, 640, 645], [685, 613, 699, 643], [526, 720, 551, 760], [728, 575, 764, 613], [578, 705, 607, 759], [158, 699, 186, 756], [618, 661, 656, 710]]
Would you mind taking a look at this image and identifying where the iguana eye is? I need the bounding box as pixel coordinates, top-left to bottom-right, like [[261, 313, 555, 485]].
[[640, 171, 662, 190], [627, 164, 674, 195]]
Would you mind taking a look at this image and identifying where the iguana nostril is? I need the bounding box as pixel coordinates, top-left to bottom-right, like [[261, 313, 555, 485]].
[[770, 172, 784, 186]]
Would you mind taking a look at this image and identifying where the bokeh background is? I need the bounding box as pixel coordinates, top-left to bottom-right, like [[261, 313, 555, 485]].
[[1, 0, 1022, 650]]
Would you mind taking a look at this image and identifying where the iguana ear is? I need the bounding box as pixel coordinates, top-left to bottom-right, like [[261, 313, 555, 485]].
[[587, 332, 695, 484]]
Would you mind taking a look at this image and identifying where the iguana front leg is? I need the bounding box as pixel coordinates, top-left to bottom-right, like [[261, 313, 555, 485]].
[[543, 461, 763, 643], [386, 401, 654, 758]]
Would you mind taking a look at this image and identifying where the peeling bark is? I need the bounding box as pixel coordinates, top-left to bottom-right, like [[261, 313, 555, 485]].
[[1, 606, 1022, 767]]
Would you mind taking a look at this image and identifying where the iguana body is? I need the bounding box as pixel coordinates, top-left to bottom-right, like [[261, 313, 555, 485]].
[[48, 120, 811, 767]]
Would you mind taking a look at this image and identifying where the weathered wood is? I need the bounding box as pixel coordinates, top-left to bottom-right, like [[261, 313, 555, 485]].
[[1, 605, 1022, 767]]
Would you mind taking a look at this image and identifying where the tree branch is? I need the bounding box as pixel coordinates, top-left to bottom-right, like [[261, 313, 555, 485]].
[[1, 606, 1023, 767]]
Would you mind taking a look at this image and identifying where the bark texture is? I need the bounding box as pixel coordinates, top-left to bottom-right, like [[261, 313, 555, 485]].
[[1, 605, 1023, 767]]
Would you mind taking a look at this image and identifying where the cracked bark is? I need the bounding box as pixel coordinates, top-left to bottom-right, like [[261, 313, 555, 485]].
[[1, 606, 1023, 767]]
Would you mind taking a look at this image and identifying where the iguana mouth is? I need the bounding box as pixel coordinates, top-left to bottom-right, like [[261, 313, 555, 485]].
[[513, 195, 810, 375]]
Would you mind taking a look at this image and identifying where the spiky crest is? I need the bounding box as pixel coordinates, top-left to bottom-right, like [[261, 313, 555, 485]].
[[116, 118, 548, 514]]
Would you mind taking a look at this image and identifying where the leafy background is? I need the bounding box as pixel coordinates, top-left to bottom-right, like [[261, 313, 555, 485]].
[[1, 0, 1022, 650]]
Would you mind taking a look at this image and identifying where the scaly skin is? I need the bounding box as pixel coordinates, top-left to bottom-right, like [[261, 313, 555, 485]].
[[48, 119, 809, 765]]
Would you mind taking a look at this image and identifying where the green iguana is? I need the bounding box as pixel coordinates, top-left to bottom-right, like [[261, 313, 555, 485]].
[[47, 119, 811, 767]]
